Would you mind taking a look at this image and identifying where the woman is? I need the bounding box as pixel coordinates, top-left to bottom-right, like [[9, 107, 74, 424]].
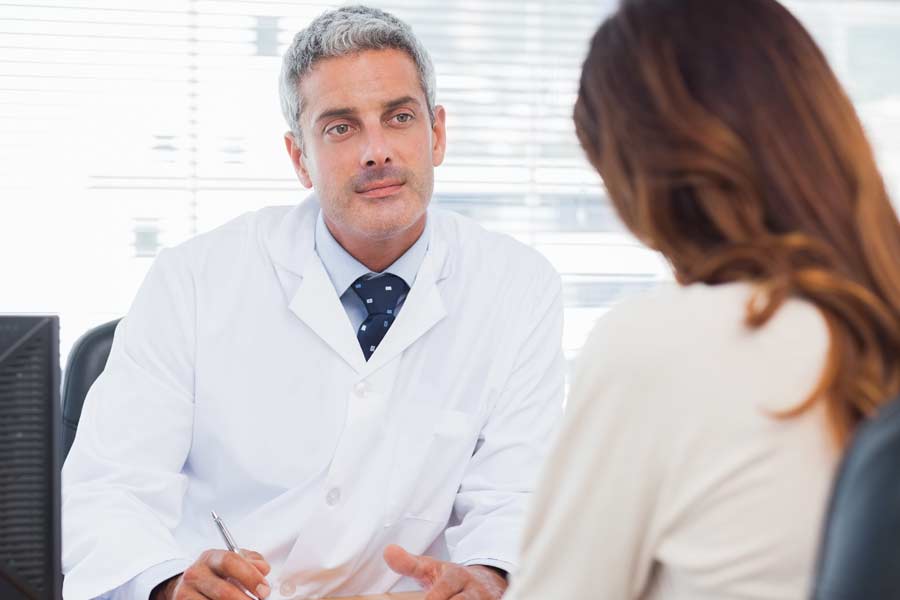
[[504, 0, 900, 598]]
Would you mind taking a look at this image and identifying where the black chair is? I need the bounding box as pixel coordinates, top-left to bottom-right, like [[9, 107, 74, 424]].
[[61, 318, 120, 460], [812, 397, 900, 599]]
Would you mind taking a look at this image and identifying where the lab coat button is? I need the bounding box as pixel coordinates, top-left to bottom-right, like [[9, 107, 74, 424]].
[[326, 487, 341, 506], [354, 382, 369, 397]]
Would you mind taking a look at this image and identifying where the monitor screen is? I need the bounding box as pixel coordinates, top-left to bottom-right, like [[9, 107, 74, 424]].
[[0, 316, 61, 600]]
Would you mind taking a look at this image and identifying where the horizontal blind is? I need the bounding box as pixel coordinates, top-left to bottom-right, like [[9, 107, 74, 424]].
[[0, 1, 199, 361], [784, 0, 900, 202], [2, 1, 898, 367]]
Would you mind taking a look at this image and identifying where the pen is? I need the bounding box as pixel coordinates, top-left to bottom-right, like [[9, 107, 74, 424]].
[[211, 510, 260, 600], [211, 510, 239, 552]]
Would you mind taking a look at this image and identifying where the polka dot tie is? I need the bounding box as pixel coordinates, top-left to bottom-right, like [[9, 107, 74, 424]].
[[351, 273, 410, 360]]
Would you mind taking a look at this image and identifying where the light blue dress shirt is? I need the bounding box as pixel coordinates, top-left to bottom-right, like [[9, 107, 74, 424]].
[[313, 210, 430, 331]]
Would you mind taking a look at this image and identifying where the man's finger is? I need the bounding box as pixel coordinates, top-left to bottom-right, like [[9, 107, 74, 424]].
[[192, 573, 251, 600], [249, 558, 271, 576], [172, 589, 207, 600], [240, 550, 272, 576], [240, 549, 263, 560], [424, 566, 467, 600], [383, 544, 438, 583], [207, 550, 271, 598]]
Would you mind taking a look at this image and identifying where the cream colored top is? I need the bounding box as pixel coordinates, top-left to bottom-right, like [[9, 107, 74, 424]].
[[505, 282, 841, 600]]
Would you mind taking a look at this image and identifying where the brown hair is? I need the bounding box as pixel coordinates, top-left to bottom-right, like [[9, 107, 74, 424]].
[[574, 0, 900, 446]]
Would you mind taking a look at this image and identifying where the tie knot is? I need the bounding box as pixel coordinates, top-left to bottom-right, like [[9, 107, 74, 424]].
[[351, 273, 409, 316]]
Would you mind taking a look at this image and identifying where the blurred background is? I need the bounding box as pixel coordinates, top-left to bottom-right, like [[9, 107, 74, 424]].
[[1, 0, 899, 370]]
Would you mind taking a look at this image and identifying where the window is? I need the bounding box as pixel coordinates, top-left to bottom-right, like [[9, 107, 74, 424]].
[[132, 218, 161, 257], [1, 1, 898, 369]]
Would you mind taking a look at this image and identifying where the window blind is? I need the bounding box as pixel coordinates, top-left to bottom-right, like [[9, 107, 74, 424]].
[[2, 0, 897, 367]]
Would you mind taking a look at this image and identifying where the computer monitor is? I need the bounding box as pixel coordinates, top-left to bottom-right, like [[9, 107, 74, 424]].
[[0, 316, 61, 600]]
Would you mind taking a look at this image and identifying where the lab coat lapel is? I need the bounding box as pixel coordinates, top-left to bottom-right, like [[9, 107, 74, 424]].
[[267, 197, 454, 376], [266, 196, 367, 373], [362, 234, 449, 375], [289, 253, 367, 374]]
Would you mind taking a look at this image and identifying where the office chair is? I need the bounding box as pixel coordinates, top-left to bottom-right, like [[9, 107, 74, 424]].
[[811, 396, 900, 599], [61, 318, 120, 460]]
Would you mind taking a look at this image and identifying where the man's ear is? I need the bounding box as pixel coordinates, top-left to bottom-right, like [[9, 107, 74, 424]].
[[430, 105, 447, 168], [284, 132, 313, 188]]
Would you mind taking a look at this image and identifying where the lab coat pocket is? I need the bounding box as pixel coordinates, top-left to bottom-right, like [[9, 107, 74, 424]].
[[388, 408, 480, 525]]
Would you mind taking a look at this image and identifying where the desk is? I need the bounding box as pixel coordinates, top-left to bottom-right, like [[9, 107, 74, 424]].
[[321, 595, 424, 600]]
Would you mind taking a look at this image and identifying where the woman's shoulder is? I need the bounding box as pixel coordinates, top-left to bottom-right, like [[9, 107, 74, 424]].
[[573, 281, 830, 414], [584, 280, 825, 358]]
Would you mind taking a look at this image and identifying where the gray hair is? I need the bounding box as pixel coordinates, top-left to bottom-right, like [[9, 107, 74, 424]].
[[279, 5, 436, 143]]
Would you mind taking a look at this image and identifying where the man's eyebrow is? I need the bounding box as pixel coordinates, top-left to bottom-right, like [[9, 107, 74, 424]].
[[314, 106, 358, 125], [313, 96, 422, 125], [383, 95, 422, 112]]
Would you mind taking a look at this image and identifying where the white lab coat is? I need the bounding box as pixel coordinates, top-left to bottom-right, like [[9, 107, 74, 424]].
[[62, 197, 565, 600]]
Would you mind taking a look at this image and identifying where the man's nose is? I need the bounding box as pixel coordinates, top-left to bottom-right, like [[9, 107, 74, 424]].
[[360, 127, 392, 168]]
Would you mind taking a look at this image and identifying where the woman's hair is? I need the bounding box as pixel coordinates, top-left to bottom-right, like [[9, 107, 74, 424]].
[[574, 0, 900, 446]]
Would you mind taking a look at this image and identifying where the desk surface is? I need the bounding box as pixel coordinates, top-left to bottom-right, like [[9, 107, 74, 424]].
[[321, 594, 424, 600]]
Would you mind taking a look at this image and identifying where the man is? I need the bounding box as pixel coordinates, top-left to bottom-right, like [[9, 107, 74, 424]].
[[62, 6, 564, 600]]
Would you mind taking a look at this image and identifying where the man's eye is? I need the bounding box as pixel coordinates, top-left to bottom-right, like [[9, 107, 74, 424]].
[[393, 113, 413, 124], [327, 124, 351, 136]]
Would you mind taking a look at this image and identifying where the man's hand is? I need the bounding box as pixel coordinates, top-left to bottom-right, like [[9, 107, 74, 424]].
[[152, 549, 271, 600], [383, 544, 507, 600]]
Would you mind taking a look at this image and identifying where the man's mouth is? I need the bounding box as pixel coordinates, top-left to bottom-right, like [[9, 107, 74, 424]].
[[356, 179, 405, 199]]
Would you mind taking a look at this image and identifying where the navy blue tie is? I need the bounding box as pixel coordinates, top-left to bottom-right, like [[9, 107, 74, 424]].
[[352, 273, 409, 360]]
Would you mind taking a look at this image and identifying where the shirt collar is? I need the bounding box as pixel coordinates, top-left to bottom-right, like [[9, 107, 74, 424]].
[[314, 210, 430, 296]]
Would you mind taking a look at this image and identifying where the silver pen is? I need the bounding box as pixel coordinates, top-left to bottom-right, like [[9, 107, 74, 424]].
[[211, 511, 261, 600], [211, 510, 239, 552]]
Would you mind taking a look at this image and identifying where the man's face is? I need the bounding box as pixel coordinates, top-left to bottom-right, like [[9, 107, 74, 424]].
[[285, 49, 447, 245]]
